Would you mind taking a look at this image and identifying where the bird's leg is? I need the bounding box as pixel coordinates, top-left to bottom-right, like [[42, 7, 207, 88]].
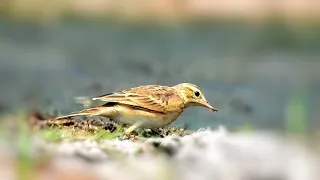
[[124, 122, 142, 137], [117, 123, 125, 131]]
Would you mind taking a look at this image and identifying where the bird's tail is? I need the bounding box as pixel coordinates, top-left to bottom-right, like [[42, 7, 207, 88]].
[[56, 107, 102, 120]]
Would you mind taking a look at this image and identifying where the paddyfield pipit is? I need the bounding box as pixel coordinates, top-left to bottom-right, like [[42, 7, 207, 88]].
[[56, 83, 217, 135]]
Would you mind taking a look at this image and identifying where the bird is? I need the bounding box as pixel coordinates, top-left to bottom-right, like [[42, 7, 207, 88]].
[[56, 83, 217, 136]]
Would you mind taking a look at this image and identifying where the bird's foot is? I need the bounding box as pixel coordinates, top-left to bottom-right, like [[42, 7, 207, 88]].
[[121, 132, 137, 140]]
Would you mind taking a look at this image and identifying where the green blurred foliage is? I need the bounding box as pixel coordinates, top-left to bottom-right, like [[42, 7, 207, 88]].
[[285, 87, 308, 134]]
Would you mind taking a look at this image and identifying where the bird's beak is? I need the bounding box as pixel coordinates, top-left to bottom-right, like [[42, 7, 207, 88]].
[[199, 100, 218, 112]]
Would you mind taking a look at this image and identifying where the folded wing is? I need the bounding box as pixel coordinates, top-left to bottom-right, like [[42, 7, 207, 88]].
[[92, 85, 184, 113]]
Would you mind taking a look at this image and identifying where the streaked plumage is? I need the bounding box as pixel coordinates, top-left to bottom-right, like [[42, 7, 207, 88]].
[[56, 83, 217, 135]]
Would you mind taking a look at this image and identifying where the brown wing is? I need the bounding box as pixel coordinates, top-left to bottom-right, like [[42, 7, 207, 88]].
[[92, 85, 184, 113]]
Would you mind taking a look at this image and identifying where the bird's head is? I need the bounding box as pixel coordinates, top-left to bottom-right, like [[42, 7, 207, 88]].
[[174, 83, 217, 112]]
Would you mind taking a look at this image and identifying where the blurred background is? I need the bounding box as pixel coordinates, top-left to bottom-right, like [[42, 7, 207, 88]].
[[0, 0, 319, 133]]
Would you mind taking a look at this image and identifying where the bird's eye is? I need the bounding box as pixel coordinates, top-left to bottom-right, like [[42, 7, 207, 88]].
[[194, 91, 200, 97]]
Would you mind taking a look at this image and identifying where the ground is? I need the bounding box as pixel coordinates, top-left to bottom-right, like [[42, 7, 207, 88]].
[[0, 110, 319, 180]]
